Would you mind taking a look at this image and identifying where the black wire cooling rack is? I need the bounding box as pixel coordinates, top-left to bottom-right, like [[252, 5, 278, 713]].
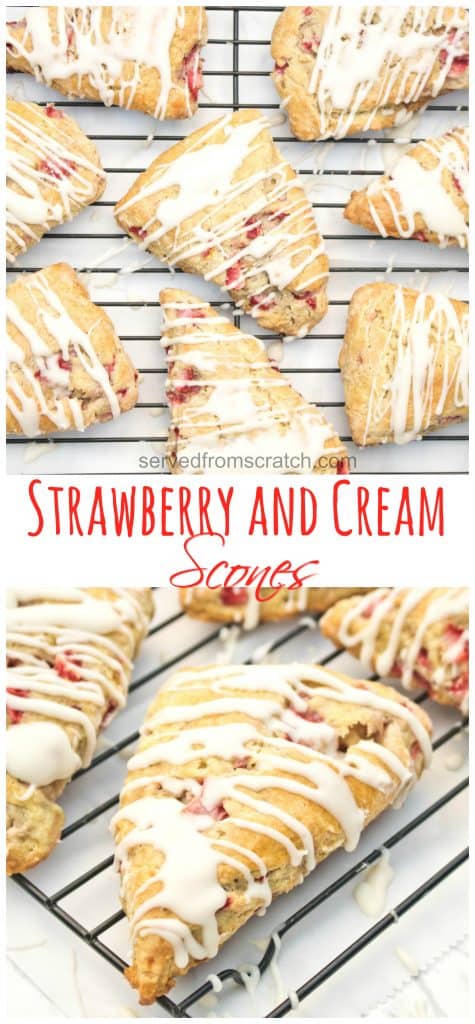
[[11, 596, 469, 1018], [6, 5, 469, 475]]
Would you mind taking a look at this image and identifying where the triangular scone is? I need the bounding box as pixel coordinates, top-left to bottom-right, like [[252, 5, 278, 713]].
[[6, 97, 105, 264], [116, 110, 329, 336], [340, 283, 468, 446], [345, 128, 469, 249], [7, 263, 139, 436], [6, 588, 154, 875], [160, 289, 347, 474], [181, 587, 373, 628], [6, 8, 207, 120], [321, 588, 469, 713], [111, 662, 432, 1002], [271, 7, 469, 141]]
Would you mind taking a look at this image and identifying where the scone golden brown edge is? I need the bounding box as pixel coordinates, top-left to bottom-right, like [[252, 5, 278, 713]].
[[112, 661, 432, 1002], [339, 282, 468, 446], [321, 587, 469, 712], [180, 587, 374, 626], [116, 110, 329, 337], [6, 8, 208, 120], [7, 263, 139, 436], [6, 588, 154, 875], [271, 7, 469, 140], [7, 96, 105, 264], [160, 287, 348, 475], [344, 127, 469, 249]]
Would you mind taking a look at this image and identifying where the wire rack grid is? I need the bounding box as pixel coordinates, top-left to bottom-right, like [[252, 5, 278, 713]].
[[10, 588, 469, 1018], [6, 4, 469, 476]]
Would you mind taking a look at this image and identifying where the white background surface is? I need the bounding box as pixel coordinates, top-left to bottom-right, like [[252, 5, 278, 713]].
[[4, 1, 471, 1018], [6, 589, 469, 1018], [4, 474, 470, 587], [6, 4, 469, 475]]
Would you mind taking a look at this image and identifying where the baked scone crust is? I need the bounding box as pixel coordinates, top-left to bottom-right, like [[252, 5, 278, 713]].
[[345, 128, 469, 250], [6, 97, 105, 264], [180, 587, 373, 628], [116, 110, 329, 336], [6, 588, 154, 875], [161, 288, 347, 475], [271, 7, 469, 141], [112, 662, 432, 1002], [6, 8, 207, 120], [340, 282, 468, 446], [321, 588, 469, 712], [7, 262, 139, 436]]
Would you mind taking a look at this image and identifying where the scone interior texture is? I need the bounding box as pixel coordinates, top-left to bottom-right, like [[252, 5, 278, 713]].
[[161, 288, 348, 475], [6, 96, 105, 264], [6, 588, 155, 875], [320, 587, 469, 712], [6, 7, 208, 120], [340, 282, 468, 446], [271, 6, 469, 140], [344, 127, 469, 249], [112, 662, 432, 1002], [180, 587, 374, 627], [115, 110, 329, 336], [6, 262, 139, 437]]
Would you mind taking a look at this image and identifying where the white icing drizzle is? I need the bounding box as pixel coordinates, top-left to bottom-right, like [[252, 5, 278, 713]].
[[243, 594, 261, 631], [116, 113, 328, 329], [305, 7, 468, 139], [7, 269, 122, 436], [365, 129, 468, 248], [6, 100, 105, 262], [162, 299, 344, 474], [6, 7, 197, 119], [113, 797, 227, 967], [353, 848, 394, 917], [336, 587, 469, 694], [362, 287, 468, 445], [6, 721, 82, 786], [6, 589, 145, 779], [113, 662, 430, 971]]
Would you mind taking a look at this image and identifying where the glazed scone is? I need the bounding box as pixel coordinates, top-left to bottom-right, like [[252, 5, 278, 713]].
[[161, 288, 347, 475], [6, 97, 105, 265], [340, 283, 468, 446], [6, 7, 207, 120], [180, 587, 373, 628], [345, 128, 469, 250], [116, 110, 329, 336], [271, 7, 469, 141], [6, 588, 154, 875], [7, 263, 139, 436], [111, 661, 432, 1002], [321, 588, 469, 712]]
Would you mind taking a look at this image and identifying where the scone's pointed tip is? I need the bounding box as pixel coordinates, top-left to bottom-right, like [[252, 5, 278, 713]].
[[125, 944, 178, 1005], [160, 288, 214, 320], [159, 287, 203, 306], [6, 780, 65, 875]]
